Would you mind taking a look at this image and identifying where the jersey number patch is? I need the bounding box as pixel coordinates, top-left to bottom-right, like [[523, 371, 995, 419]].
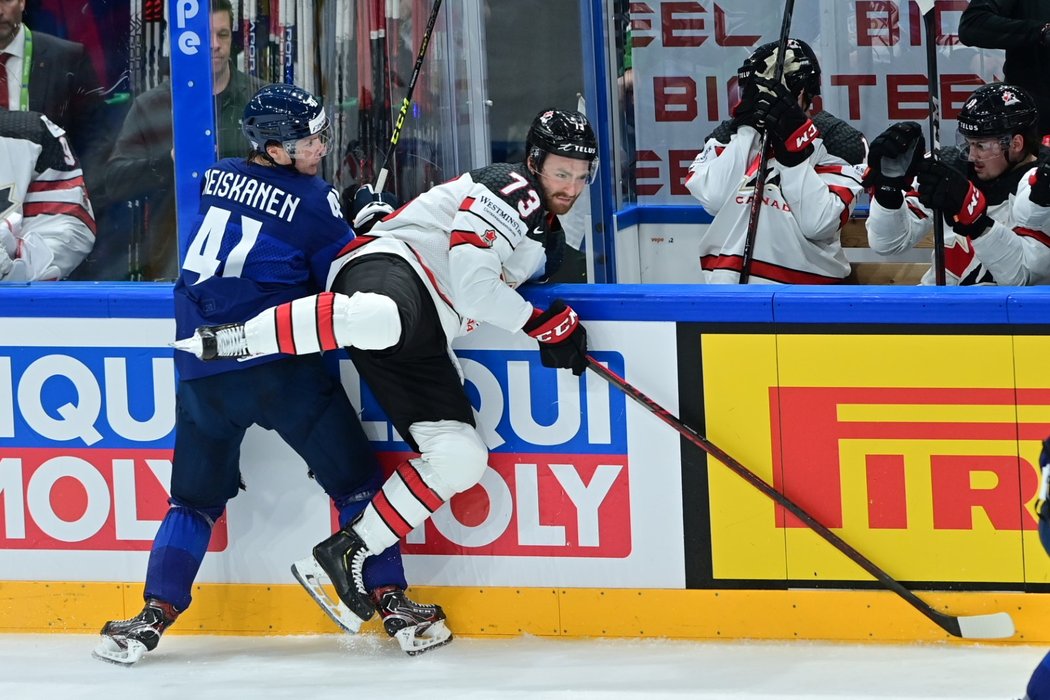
[[500, 172, 541, 219], [183, 206, 262, 284]]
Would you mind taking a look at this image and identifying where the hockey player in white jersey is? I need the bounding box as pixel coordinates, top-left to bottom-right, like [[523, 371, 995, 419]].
[[684, 39, 866, 284], [865, 82, 1050, 286], [173, 108, 595, 633], [0, 111, 95, 281]]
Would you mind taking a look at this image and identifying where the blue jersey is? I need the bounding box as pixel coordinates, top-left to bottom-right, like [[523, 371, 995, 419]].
[[174, 158, 354, 380]]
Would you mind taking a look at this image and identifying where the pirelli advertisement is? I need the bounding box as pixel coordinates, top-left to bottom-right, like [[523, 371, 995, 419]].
[[3, 285, 1050, 638]]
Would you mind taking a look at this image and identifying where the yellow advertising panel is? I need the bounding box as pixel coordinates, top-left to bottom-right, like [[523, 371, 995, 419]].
[[704, 332, 1049, 586]]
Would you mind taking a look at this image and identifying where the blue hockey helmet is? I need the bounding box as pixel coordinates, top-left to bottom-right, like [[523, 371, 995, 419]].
[[242, 84, 330, 155]]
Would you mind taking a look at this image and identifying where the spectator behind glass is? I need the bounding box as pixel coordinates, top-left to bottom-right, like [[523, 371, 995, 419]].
[[0, 0, 108, 204], [959, 0, 1050, 137], [103, 0, 264, 281], [0, 110, 95, 281]]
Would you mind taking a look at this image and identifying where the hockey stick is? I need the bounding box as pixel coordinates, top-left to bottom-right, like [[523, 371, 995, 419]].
[[919, 0, 947, 285], [373, 0, 443, 195], [738, 0, 795, 284], [585, 357, 1014, 640]]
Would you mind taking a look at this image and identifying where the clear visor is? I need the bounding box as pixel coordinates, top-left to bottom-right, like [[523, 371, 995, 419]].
[[284, 122, 331, 158], [956, 132, 1010, 163], [538, 157, 600, 186]]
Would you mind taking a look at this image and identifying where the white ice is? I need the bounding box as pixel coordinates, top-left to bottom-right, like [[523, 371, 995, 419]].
[[0, 633, 1041, 700]]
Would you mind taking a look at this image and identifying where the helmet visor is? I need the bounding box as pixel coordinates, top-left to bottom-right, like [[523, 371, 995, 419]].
[[956, 132, 1009, 163]]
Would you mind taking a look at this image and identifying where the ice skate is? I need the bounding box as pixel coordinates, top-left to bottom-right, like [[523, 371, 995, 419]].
[[92, 599, 179, 666], [308, 525, 376, 623], [372, 585, 453, 656], [171, 323, 250, 360]]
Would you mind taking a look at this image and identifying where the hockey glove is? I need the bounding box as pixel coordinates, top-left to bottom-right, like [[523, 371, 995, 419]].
[[523, 300, 588, 376], [1036, 437, 1050, 557], [752, 77, 818, 167], [863, 121, 925, 191], [1029, 159, 1050, 207], [350, 184, 397, 234], [915, 157, 992, 238], [731, 83, 762, 130]]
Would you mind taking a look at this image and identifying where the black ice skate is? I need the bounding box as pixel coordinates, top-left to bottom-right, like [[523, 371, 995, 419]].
[[305, 525, 376, 626], [92, 598, 179, 665], [372, 585, 453, 656], [171, 323, 250, 360]]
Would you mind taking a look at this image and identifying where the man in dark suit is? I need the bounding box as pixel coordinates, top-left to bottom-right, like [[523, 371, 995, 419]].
[[0, 0, 107, 199]]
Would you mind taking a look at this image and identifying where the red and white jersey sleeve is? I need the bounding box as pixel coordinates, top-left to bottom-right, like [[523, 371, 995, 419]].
[[684, 122, 863, 284], [867, 172, 1050, 286], [0, 112, 94, 281]]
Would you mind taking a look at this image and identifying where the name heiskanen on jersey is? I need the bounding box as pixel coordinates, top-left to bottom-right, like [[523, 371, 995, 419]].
[[201, 168, 302, 223]]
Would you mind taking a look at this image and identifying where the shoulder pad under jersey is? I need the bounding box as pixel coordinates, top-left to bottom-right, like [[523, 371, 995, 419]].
[[467, 162, 548, 232], [813, 111, 866, 165], [0, 111, 74, 174]]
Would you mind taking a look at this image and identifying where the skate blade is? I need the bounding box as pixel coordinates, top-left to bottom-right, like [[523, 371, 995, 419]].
[[396, 620, 453, 656], [91, 636, 147, 666], [170, 335, 203, 357], [291, 556, 364, 634]]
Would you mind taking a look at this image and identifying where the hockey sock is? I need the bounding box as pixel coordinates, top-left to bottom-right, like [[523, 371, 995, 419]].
[[244, 291, 400, 356], [354, 461, 448, 553], [333, 484, 407, 591], [143, 499, 225, 611]]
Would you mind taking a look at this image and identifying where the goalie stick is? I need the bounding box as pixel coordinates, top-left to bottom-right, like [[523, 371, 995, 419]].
[[739, 0, 795, 284], [585, 357, 1015, 640]]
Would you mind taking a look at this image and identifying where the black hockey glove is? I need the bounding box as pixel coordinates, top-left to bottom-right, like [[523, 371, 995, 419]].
[[523, 300, 588, 376], [731, 83, 762, 130], [915, 157, 992, 238], [752, 77, 818, 167], [1029, 159, 1050, 207], [863, 121, 925, 191], [349, 184, 399, 234]]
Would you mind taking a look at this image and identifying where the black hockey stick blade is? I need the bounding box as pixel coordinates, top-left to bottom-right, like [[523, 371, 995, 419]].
[[585, 357, 1015, 639]]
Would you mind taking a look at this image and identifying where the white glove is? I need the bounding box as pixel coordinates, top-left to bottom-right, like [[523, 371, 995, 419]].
[[0, 245, 12, 279], [0, 212, 21, 257], [353, 200, 394, 230]]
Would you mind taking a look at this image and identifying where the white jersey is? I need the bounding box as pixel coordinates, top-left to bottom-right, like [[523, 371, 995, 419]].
[[684, 113, 866, 284], [0, 111, 95, 281], [866, 150, 1050, 286], [326, 163, 554, 347]]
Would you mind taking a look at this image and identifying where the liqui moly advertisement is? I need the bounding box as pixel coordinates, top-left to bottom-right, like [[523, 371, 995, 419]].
[[0, 318, 685, 588]]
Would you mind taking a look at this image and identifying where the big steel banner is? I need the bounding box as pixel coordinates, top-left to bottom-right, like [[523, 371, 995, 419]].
[[631, 0, 997, 203], [0, 318, 685, 589]]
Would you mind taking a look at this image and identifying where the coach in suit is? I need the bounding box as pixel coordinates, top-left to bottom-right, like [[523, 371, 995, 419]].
[[0, 0, 108, 200]]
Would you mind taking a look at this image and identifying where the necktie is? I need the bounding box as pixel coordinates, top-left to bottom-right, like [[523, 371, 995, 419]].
[[0, 53, 9, 110]]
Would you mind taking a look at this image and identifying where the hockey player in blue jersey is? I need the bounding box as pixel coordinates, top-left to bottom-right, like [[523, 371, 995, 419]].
[[1024, 438, 1050, 699], [92, 84, 449, 665], [172, 108, 595, 632]]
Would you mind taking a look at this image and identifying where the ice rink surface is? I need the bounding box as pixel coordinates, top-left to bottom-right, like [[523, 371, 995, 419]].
[[0, 633, 1043, 699]]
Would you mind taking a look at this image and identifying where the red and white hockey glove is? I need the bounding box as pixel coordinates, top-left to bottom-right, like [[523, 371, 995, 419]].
[[523, 300, 588, 376], [915, 157, 991, 238], [753, 77, 818, 167]]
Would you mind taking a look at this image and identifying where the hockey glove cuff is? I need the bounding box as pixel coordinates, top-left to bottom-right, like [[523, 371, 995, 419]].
[[523, 300, 588, 376], [350, 184, 398, 234], [872, 185, 905, 210], [1029, 160, 1050, 207]]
